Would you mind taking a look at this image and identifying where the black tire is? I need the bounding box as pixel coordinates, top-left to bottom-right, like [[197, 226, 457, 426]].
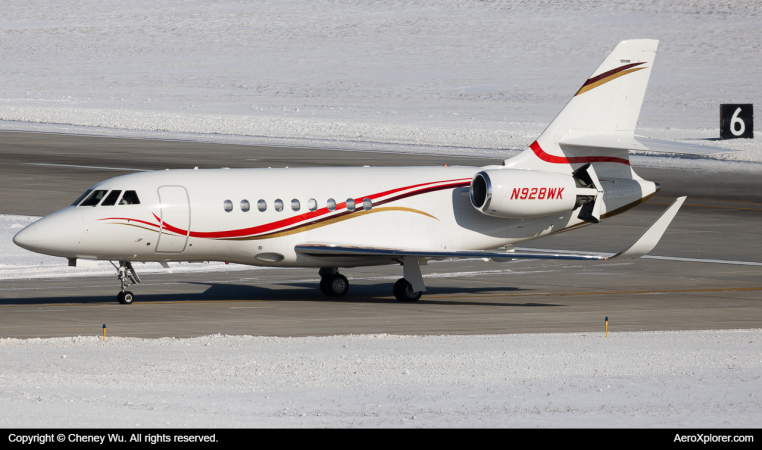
[[327, 274, 349, 297], [117, 292, 125, 304], [121, 291, 135, 305], [393, 278, 422, 302], [319, 277, 332, 296]]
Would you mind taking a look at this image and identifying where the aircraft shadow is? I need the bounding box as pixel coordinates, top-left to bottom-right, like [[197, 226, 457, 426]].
[[0, 281, 564, 308]]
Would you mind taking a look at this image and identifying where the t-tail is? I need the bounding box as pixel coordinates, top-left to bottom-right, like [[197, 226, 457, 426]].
[[505, 39, 736, 178], [505, 39, 659, 178]]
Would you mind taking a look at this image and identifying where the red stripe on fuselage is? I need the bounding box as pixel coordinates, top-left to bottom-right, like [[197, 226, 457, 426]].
[[245, 180, 471, 239], [103, 177, 471, 240], [529, 141, 630, 166]]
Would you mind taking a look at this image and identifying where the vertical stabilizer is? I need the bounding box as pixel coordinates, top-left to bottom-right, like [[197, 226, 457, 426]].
[[506, 40, 659, 176]]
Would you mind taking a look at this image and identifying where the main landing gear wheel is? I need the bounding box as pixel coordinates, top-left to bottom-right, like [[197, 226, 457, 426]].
[[320, 274, 349, 297], [393, 278, 422, 302], [117, 291, 135, 305]]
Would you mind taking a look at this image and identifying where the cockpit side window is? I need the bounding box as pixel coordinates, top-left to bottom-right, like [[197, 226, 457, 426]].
[[119, 191, 141, 205], [101, 190, 122, 206], [71, 189, 93, 206], [79, 190, 109, 207]]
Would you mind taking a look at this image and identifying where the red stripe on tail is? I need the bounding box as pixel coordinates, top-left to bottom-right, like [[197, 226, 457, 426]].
[[529, 141, 630, 166]]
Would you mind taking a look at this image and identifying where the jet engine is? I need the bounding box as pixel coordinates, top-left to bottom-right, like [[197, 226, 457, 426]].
[[469, 167, 601, 220]]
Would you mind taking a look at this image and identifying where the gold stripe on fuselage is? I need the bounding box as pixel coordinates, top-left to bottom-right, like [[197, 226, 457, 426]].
[[222, 206, 439, 241]]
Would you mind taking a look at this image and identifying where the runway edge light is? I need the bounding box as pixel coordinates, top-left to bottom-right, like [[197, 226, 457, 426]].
[[103, 323, 106, 341], [605, 317, 608, 337]]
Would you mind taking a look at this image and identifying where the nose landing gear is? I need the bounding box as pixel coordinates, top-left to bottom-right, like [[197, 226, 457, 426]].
[[117, 290, 135, 305], [110, 261, 141, 305]]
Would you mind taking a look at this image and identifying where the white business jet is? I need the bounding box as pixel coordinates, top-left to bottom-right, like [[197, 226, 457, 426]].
[[13, 40, 735, 304]]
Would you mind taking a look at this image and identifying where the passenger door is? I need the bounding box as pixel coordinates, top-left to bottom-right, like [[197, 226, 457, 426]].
[[156, 186, 190, 253]]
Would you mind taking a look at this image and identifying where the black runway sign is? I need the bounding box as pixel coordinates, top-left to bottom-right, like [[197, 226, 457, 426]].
[[720, 104, 754, 139]]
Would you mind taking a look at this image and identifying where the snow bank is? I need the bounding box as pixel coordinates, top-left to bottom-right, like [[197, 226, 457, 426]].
[[0, 0, 759, 168], [1, 330, 760, 427]]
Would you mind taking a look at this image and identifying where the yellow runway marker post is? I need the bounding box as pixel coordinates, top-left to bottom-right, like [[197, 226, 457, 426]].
[[605, 316, 608, 337], [103, 323, 106, 341]]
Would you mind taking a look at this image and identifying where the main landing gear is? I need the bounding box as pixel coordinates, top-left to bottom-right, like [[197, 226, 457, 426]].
[[318, 267, 349, 297], [393, 278, 422, 302], [392, 257, 427, 302], [318, 258, 427, 302], [110, 261, 142, 305]]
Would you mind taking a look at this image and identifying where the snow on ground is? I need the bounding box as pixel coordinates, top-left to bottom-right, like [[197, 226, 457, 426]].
[[0, 215, 256, 280], [0, 330, 759, 427], [0, 0, 760, 169]]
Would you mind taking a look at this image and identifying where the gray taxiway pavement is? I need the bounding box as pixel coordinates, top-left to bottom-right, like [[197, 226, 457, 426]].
[[0, 131, 760, 338]]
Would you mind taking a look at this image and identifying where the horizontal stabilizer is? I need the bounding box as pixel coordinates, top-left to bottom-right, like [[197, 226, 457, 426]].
[[561, 135, 738, 156]]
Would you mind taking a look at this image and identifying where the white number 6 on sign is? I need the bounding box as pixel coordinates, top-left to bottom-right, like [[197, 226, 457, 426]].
[[731, 107, 746, 136]]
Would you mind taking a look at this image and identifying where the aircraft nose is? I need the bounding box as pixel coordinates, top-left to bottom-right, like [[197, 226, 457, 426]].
[[13, 207, 84, 256]]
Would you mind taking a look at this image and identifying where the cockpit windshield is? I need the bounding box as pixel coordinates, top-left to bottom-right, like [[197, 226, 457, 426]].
[[71, 189, 93, 206], [79, 190, 109, 207], [101, 190, 122, 206], [73, 189, 140, 206], [119, 191, 140, 205]]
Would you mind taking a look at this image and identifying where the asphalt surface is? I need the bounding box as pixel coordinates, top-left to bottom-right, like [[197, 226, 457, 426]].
[[1, 131, 760, 338]]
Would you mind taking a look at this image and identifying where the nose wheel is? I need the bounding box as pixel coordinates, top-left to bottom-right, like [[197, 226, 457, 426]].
[[110, 261, 141, 305], [117, 291, 135, 305]]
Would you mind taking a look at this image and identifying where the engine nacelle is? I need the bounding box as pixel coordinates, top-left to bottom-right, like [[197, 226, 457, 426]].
[[470, 169, 581, 218]]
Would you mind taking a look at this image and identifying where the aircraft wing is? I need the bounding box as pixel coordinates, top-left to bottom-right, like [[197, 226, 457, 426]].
[[296, 197, 686, 262], [295, 244, 607, 261]]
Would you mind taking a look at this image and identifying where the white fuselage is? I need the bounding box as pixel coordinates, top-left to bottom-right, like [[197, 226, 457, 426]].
[[13, 165, 657, 268]]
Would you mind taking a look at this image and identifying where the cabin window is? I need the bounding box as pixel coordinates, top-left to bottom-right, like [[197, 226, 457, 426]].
[[274, 199, 284, 212], [308, 198, 317, 211], [257, 199, 267, 212], [346, 198, 356, 211], [363, 198, 372, 211], [223, 200, 233, 212], [119, 191, 141, 205], [241, 200, 250, 212], [71, 189, 93, 206], [291, 199, 300, 211], [327, 198, 336, 211], [101, 190, 122, 206], [80, 190, 109, 207]]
